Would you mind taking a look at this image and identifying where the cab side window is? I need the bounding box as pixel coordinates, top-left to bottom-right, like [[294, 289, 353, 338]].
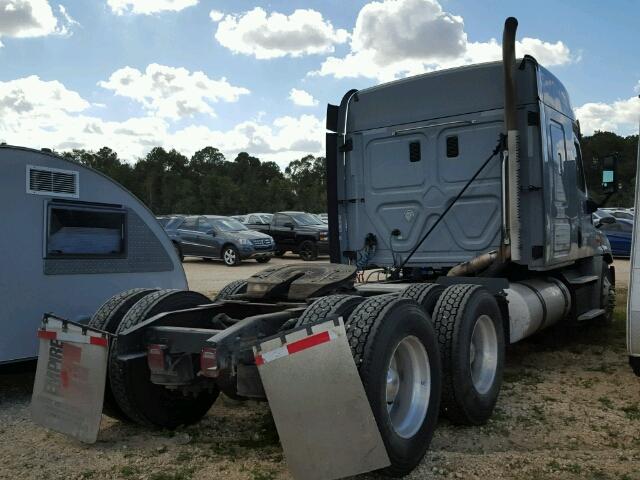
[[574, 141, 587, 192]]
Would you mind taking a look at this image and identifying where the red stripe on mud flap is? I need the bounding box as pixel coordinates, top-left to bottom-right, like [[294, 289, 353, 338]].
[[254, 354, 264, 366], [89, 336, 108, 347], [37, 330, 56, 340], [286, 331, 332, 356]]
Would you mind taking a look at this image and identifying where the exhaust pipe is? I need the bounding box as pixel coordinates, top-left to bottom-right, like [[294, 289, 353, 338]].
[[502, 17, 521, 262]]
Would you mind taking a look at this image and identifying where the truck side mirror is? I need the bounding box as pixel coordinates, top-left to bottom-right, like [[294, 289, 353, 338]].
[[206, 229, 216, 236], [600, 153, 619, 194], [284, 222, 295, 229]]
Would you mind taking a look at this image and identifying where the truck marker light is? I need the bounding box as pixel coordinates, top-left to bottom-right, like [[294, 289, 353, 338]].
[[254, 330, 336, 366], [200, 347, 218, 377], [147, 344, 167, 373]]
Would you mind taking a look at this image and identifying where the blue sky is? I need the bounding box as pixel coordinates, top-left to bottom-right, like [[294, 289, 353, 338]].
[[0, 0, 638, 167]]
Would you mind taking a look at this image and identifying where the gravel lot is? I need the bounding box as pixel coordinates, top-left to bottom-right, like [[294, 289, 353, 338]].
[[1, 259, 638, 480]]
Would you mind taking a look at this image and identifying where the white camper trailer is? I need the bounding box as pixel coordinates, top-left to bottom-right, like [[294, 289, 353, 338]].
[[0, 145, 187, 364]]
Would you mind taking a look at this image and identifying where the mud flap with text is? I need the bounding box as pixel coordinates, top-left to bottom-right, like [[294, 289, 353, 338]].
[[31, 316, 109, 444], [254, 317, 390, 480]]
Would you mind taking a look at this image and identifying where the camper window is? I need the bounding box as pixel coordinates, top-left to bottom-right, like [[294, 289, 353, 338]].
[[47, 206, 126, 258]]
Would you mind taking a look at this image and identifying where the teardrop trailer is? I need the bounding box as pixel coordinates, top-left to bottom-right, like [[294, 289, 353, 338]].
[[0, 145, 187, 365], [32, 18, 620, 479]]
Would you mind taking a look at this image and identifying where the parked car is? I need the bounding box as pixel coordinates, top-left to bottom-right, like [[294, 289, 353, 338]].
[[317, 213, 328, 223], [598, 217, 633, 257], [610, 210, 634, 220], [231, 215, 248, 223], [166, 215, 275, 266], [592, 208, 615, 225], [247, 211, 329, 260], [241, 212, 273, 226]]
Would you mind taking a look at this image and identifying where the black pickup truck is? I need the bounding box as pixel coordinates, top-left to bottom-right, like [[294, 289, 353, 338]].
[[245, 211, 329, 261]]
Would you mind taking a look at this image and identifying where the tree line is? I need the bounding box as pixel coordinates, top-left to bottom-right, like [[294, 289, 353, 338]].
[[62, 130, 638, 216], [63, 147, 328, 215]]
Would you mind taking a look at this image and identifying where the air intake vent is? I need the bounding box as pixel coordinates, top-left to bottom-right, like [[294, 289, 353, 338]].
[[27, 165, 79, 198], [446, 136, 459, 158]]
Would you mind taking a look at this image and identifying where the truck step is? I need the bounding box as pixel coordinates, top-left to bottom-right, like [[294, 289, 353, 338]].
[[567, 275, 599, 285], [577, 308, 606, 321]]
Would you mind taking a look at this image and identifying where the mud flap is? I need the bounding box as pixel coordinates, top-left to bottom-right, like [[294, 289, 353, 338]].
[[31, 315, 110, 443], [254, 317, 390, 480]]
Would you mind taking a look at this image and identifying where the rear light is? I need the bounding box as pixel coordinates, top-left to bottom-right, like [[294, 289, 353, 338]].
[[147, 344, 168, 373], [200, 347, 218, 378]]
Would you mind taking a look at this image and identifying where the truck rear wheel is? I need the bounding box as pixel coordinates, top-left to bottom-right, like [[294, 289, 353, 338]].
[[214, 279, 248, 301], [347, 295, 441, 477], [433, 284, 504, 425], [109, 289, 218, 428], [400, 283, 445, 317], [89, 288, 158, 421], [295, 294, 365, 327]]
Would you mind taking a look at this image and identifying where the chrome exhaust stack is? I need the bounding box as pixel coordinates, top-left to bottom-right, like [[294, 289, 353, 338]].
[[502, 17, 521, 261]]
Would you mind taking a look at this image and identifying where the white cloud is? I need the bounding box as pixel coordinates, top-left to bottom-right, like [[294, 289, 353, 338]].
[[314, 0, 573, 82], [0, 75, 324, 167], [107, 0, 197, 15], [575, 94, 640, 136], [289, 88, 318, 107], [214, 7, 349, 59], [634, 81, 640, 94], [0, 0, 78, 43], [209, 9, 223, 22], [98, 63, 250, 120]]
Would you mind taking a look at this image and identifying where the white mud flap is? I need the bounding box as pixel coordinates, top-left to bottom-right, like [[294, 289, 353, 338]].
[[31, 316, 110, 443], [254, 317, 390, 480]]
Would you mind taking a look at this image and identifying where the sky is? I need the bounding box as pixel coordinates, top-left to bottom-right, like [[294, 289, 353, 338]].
[[0, 0, 638, 168]]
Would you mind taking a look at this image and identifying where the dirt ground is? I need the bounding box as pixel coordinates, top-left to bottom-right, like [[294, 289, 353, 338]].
[[1, 259, 639, 480]]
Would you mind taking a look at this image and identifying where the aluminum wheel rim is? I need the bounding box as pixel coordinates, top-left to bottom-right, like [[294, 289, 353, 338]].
[[469, 314, 498, 395], [224, 249, 236, 265], [386, 335, 431, 439]]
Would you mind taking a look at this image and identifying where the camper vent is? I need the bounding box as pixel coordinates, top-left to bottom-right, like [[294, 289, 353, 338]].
[[27, 165, 79, 198]]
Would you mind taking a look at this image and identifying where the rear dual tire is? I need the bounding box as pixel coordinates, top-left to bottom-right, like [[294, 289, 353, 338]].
[[347, 296, 442, 477], [108, 289, 219, 428], [89, 288, 159, 421], [433, 284, 504, 426]]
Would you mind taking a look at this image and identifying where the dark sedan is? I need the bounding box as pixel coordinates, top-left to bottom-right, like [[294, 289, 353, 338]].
[[599, 217, 633, 257], [166, 215, 275, 266]]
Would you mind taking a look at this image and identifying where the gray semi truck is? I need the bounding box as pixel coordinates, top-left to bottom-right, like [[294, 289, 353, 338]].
[[31, 18, 619, 479]]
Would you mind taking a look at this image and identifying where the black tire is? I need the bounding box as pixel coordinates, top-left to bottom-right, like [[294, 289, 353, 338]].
[[256, 256, 271, 264], [298, 240, 318, 261], [89, 288, 159, 421], [600, 263, 616, 323], [630, 357, 640, 377], [400, 283, 446, 317], [433, 284, 504, 426], [275, 249, 286, 257], [215, 279, 248, 301], [109, 289, 219, 428], [222, 245, 241, 266], [173, 242, 184, 262], [295, 294, 365, 328], [346, 295, 442, 477]]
